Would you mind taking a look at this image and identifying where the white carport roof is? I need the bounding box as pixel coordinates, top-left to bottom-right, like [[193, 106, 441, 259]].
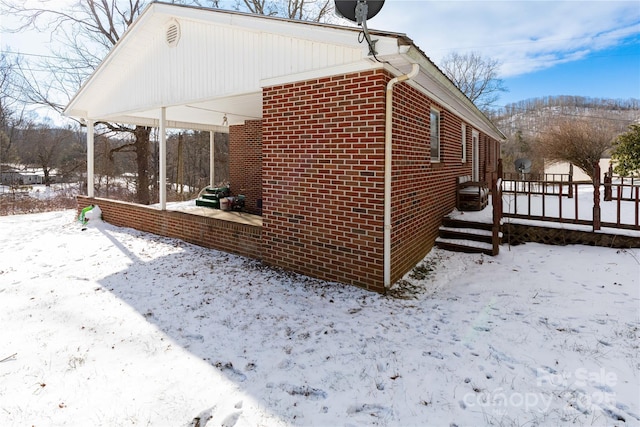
[[64, 1, 504, 141]]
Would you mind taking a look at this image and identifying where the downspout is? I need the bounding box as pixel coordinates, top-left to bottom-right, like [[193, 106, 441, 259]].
[[384, 63, 419, 291]]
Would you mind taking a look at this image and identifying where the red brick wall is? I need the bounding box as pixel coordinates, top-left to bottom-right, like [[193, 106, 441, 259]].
[[389, 85, 470, 280], [77, 71, 500, 294], [230, 120, 263, 215], [262, 70, 387, 292], [77, 196, 262, 260], [261, 70, 501, 292], [388, 85, 501, 281]]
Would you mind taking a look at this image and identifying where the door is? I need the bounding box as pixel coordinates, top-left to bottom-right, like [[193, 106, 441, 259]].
[[472, 130, 480, 182]]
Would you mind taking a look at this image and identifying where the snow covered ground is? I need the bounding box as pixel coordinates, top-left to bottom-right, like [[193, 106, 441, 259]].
[[1, 210, 639, 426]]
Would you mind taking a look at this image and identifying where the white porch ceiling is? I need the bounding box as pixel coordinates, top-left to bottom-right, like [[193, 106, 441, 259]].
[[96, 91, 263, 131]]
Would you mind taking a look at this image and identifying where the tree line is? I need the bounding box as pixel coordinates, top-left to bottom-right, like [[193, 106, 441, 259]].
[[492, 95, 640, 179], [496, 96, 640, 117], [0, 0, 332, 204], [0, 105, 230, 204]]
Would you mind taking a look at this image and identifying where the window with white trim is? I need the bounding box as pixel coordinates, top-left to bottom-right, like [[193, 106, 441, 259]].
[[461, 123, 467, 163], [430, 109, 440, 162]]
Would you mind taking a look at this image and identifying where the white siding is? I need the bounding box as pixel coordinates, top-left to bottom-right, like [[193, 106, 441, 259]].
[[82, 14, 366, 119]]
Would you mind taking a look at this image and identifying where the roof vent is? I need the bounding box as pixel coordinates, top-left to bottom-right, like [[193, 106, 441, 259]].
[[165, 20, 180, 47]]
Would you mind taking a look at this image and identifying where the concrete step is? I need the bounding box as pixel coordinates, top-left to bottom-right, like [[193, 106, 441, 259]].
[[438, 226, 501, 244], [435, 237, 494, 256], [441, 216, 493, 231]]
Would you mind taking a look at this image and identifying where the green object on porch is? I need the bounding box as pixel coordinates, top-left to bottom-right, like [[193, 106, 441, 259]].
[[196, 198, 220, 208], [78, 204, 94, 225]]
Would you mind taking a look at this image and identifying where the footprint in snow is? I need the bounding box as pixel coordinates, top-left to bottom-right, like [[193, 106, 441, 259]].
[[278, 358, 294, 370], [602, 407, 627, 423], [423, 350, 444, 359], [347, 403, 393, 418], [189, 406, 215, 427], [220, 411, 242, 427], [214, 362, 247, 382], [280, 383, 327, 400]]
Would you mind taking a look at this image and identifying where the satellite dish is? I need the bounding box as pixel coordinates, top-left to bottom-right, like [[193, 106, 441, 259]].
[[514, 158, 532, 174], [334, 0, 385, 56], [335, 0, 385, 22]]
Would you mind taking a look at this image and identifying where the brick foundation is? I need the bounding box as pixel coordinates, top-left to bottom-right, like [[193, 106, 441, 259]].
[[77, 196, 262, 260]]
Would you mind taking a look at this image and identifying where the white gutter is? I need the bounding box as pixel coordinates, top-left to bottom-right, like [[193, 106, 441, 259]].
[[384, 63, 420, 291]]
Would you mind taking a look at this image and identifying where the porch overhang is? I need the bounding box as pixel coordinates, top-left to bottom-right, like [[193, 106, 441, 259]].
[[62, 2, 402, 130], [63, 2, 504, 142], [67, 91, 261, 133]]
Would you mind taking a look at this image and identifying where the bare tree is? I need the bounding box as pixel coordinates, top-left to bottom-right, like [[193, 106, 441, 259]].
[[238, 0, 331, 21], [1, 0, 158, 202], [439, 51, 508, 111], [1, 0, 228, 203], [0, 53, 27, 168], [2, 0, 330, 202], [12, 123, 77, 185], [536, 117, 618, 181]]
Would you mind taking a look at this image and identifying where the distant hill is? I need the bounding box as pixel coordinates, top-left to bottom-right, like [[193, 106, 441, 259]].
[[490, 96, 640, 174]]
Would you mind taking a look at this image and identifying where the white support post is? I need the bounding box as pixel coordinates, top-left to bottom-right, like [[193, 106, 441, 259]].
[[159, 107, 167, 210], [87, 121, 95, 198], [210, 131, 215, 188]]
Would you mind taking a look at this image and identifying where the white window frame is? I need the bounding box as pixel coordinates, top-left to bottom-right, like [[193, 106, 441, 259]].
[[430, 108, 440, 162], [461, 123, 467, 163]]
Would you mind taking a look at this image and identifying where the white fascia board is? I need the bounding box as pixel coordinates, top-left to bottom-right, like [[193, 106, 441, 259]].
[[89, 89, 262, 122], [155, 2, 394, 50], [261, 60, 383, 88], [92, 114, 229, 133], [63, 2, 158, 118], [65, 108, 88, 121]]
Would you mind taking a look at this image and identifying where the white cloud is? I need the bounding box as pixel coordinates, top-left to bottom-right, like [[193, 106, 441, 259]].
[[368, 0, 640, 77]]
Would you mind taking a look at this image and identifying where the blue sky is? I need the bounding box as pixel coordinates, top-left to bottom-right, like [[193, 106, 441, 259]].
[[499, 41, 640, 105], [368, 0, 640, 107]]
